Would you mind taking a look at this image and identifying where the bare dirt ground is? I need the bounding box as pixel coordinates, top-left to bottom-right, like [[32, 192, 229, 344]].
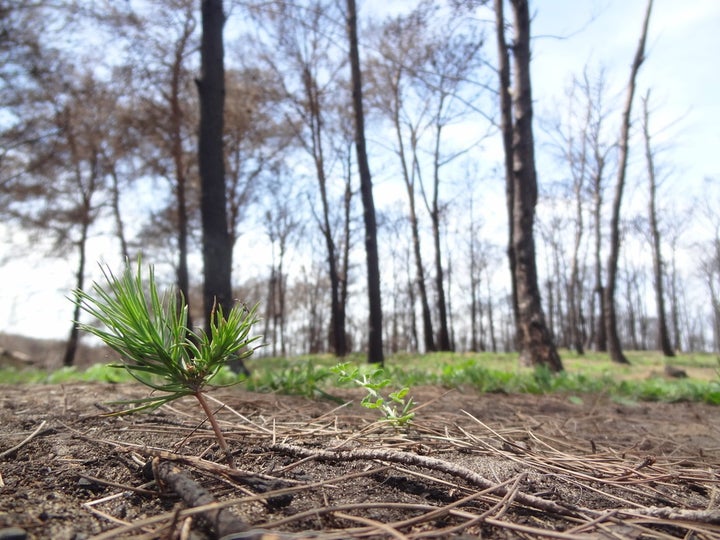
[[1, 383, 719, 540]]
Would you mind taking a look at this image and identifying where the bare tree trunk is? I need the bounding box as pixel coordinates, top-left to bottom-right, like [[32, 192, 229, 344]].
[[430, 121, 451, 351], [64, 213, 90, 367], [394, 113, 435, 352], [347, 0, 384, 364], [568, 130, 586, 354], [486, 277, 498, 353], [264, 264, 277, 356], [64, 142, 100, 367], [668, 237, 682, 351], [168, 16, 194, 330], [197, 0, 234, 337], [107, 166, 130, 261], [604, 0, 653, 364], [303, 67, 347, 357], [592, 176, 607, 351], [406, 246, 420, 352], [496, 0, 562, 371], [624, 262, 639, 351], [338, 167, 353, 355], [469, 219, 481, 352], [494, 0, 520, 352], [641, 91, 674, 357]]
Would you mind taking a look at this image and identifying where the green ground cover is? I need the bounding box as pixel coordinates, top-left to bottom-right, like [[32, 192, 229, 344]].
[[2, 350, 718, 405]]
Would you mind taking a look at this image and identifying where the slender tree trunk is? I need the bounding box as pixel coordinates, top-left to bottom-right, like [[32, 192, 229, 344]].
[[393, 108, 435, 352], [496, 0, 563, 371], [668, 240, 682, 351], [592, 178, 607, 351], [264, 264, 276, 356], [604, 0, 653, 364], [430, 121, 451, 351], [641, 91, 674, 357], [624, 264, 639, 350], [64, 214, 90, 367], [303, 67, 346, 357], [494, 0, 520, 352], [64, 148, 98, 367], [406, 247, 419, 352], [278, 239, 287, 356], [108, 167, 129, 261], [568, 158, 585, 354], [338, 168, 353, 355], [169, 23, 193, 330], [198, 0, 234, 334], [173, 122, 192, 329], [486, 277, 497, 353], [469, 231, 480, 352], [347, 0, 383, 364]]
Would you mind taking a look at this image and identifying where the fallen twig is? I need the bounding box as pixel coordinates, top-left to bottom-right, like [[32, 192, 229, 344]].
[[154, 458, 250, 537], [270, 443, 581, 518], [0, 420, 47, 458]]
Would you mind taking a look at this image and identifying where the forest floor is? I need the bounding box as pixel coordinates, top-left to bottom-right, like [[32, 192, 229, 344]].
[[1, 382, 719, 540]]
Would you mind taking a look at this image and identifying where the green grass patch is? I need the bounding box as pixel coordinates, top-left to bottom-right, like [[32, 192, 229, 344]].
[[1, 351, 718, 406]]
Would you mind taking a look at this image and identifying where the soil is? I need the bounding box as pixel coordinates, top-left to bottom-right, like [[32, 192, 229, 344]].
[[1, 383, 719, 540]]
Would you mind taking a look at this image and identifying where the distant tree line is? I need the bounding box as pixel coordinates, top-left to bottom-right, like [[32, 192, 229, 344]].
[[1, 0, 718, 367]]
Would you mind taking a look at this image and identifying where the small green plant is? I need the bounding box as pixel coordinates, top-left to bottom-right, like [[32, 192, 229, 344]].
[[331, 362, 415, 426], [247, 360, 341, 401], [71, 260, 261, 468]]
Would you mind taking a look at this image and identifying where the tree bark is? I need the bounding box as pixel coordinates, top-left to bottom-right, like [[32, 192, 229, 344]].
[[302, 66, 347, 357], [170, 30, 193, 329], [430, 119, 452, 351], [198, 0, 233, 330], [496, 0, 562, 371], [64, 211, 90, 367], [494, 0, 520, 352], [603, 0, 653, 364], [394, 113, 435, 353], [592, 169, 607, 351], [64, 129, 100, 367], [347, 0, 384, 364], [641, 90, 674, 357], [107, 166, 129, 261]]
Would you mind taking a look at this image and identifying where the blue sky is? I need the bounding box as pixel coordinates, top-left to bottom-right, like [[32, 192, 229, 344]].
[[531, 0, 720, 186]]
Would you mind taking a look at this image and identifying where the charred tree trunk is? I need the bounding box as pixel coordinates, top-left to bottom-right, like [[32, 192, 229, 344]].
[[338, 168, 352, 355], [494, 0, 520, 352], [171, 77, 193, 330], [64, 212, 90, 367], [495, 0, 562, 371], [641, 91, 674, 357], [430, 121, 451, 351], [64, 142, 99, 367], [603, 0, 652, 364], [197, 0, 234, 333], [568, 139, 586, 354], [409, 194, 436, 353], [107, 166, 130, 261], [303, 67, 347, 357], [487, 277, 498, 353], [591, 171, 607, 351], [668, 239, 682, 351], [393, 109, 435, 352], [347, 0, 384, 364]]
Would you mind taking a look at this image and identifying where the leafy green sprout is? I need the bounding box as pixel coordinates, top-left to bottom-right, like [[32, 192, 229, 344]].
[[331, 362, 415, 426], [71, 260, 261, 468]]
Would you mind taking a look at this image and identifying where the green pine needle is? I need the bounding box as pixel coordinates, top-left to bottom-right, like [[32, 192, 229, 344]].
[[72, 259, 261, 413]]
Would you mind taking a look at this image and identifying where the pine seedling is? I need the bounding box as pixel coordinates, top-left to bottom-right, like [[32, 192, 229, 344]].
[[71, 260, 260, 468], [332, 363, 415, 427]]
